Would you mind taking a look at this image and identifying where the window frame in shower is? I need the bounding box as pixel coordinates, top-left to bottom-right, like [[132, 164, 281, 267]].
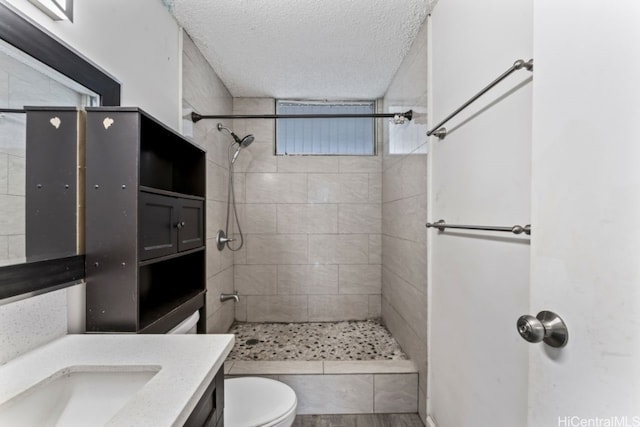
[[274, 99, 377, 156]]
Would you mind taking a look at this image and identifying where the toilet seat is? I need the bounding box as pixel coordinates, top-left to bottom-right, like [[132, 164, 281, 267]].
[[224, 377, 297, 427]]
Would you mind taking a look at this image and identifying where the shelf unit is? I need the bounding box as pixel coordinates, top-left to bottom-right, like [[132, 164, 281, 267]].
[[85, 107, 206, 333]]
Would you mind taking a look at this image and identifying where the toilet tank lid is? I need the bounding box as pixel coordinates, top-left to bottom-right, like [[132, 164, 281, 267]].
[[225, 377, 297, 426], [168, 311, 200, 334]]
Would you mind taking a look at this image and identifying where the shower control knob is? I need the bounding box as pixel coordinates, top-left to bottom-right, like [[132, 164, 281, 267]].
[[516, 311, 568, 348]]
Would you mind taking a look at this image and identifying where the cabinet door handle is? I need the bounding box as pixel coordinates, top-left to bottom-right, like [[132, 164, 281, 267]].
[[176, 221, 185, 229]]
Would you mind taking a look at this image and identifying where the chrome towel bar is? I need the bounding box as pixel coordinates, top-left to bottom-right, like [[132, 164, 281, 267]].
[[426, 219, 531, 235], [426, 58, 533, 139]]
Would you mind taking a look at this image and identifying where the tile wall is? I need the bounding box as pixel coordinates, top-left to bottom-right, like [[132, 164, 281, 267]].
[[381, 20, 429, 423], [231, 98, 383, 323], [181, 32, 235, 333]]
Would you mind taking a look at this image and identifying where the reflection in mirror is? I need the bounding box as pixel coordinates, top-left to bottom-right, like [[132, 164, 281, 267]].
[[0, 39, 98, 267]]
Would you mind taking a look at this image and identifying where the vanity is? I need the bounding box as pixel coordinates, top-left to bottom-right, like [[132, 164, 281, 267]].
[[0, 334, 234, 426]]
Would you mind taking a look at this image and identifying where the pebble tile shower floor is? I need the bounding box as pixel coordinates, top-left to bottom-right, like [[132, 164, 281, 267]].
[[227, 319, 408, 361]]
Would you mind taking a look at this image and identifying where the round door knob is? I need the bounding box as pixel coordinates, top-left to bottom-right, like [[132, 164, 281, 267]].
[[517, 315, 545, 343], [516, 310, 568, 348]]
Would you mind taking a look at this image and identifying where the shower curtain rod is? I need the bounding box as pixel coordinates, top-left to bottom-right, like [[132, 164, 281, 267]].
[[426, 58, 533, 139], [426, 219, 531, 236], [190, 110, 413, 123]]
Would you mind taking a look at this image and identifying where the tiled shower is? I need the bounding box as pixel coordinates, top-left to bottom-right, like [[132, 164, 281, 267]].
[[183, 11, 429, 417]]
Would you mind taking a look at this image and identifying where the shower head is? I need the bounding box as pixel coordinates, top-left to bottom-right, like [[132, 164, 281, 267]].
[[239, 134, 255, 148], [217, 123, 254, 147]]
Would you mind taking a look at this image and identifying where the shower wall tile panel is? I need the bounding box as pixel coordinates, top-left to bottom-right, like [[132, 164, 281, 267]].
[[245, 173, 307, 203], [373, 374, 418, 413], [277, 204, 338, 234], [234, 265, 278, 295], [238, 203, 277, 234], [308, 295, 370, 321], [277, 265, 339, 295], [279, 374, 374, 414], [339, 265, 382, 295], [246, 234, 308, 265], [233, 98, 383, 322], [308, 234, 369, 265], [381, 18, 429, 424], [182, 32, 234, 333], [246, 295, 309, 322]]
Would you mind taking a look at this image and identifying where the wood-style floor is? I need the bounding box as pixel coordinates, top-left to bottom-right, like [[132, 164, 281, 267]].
[[292, 413, 425, 427]]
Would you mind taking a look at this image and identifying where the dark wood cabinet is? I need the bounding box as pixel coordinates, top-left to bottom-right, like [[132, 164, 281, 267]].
[[85, 108, 206, 333], [184, 366, 225, 427]]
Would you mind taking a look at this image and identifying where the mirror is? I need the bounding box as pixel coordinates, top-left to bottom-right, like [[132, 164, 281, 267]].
[[0, 38, 99, 267], [0, 2, 120, 299]]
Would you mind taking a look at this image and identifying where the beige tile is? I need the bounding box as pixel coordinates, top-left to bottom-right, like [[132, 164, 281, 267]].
[[240, 203, 277, 234], [229, 361, 323, 375], [235, 297, 247, 322], [0, 194, 24, 235], [374, 374, 418, 413], [381, 267, 428, 343], [232, 172, 245, 203], [206, 303, 235, 334], [308, 295, 369, 321], [369, 173, 382, 203], [381, 235, 427, 291], [206, 200, 226, 240], [234, 264, 277, 295], [338, 156, 382, 173], [247, 234, 308, 264], [279, 374, 373, 414], [233, 142, 277, 173], [382, 195, 427, 244], [206, 161, 228, 202], [382, 299, 427, 387], [369, 234, 382, 264], [277, 155, 339, 173], [339, 204, 381, 234], [339, 265, 381, 294], [246, 173, 307, 203], [206, 266, 234, 315], [277, 204, 338, 234], [309, 234, 368, 264], [278, 265, 338, 295], [369, 295, 382, 318], [323, 360, 418, 374], [246, 295, 308, 322], [0, 154, 7, 194], [308, 174, 369, 203], [7, 155, 24, 196]]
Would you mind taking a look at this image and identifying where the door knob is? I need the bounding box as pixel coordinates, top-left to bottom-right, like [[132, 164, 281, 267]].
[[516, 311, 568, 348]]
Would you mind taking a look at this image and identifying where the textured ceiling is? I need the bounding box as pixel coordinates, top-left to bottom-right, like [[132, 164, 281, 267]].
[[165, 0, 434, 99]]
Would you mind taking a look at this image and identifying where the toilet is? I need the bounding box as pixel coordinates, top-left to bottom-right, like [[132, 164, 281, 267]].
[[224, 377, 297, 427], [168, 313, 297, 426]]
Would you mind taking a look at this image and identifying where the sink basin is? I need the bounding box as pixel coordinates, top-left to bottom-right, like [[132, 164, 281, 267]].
[[0, 366, 160, 426]]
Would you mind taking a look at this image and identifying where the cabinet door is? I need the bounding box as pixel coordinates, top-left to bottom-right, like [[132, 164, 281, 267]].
[[178, 198, 204, 252], [139, 192, 178, 260]]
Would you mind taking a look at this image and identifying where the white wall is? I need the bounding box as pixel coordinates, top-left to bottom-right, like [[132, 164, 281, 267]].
[[428, 0, 532, 425], [529, 1, 640, 424], [0, 0, 181, 360], [3, 0, 181, 129]]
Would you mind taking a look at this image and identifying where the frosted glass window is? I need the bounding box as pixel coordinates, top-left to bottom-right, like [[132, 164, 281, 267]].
[[276, 101, 375, 155]]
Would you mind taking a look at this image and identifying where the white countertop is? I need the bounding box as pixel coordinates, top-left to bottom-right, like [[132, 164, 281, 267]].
[[0, 334, 235, 426]]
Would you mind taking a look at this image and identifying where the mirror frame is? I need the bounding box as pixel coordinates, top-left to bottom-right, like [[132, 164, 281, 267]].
[[0, 2, 121, 300]]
